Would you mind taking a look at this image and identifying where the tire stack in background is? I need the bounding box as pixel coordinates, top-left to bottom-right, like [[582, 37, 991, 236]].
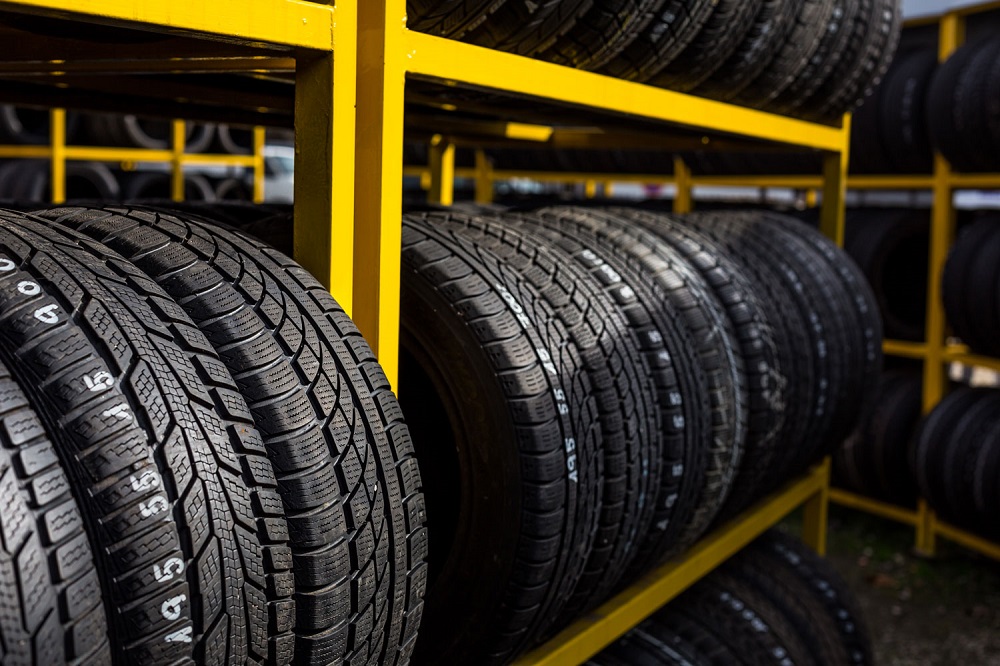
[[396, 206, 879, 664], [0, 205, 427, 665], [0, 106, 260, 203], [590, 530, 873, 666], [406, 0, 902, 123]]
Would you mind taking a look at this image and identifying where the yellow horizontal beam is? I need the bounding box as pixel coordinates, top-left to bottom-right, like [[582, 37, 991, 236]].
[[179, 153, 257, 167], [950, 173, 1000, 190], [849, 175, 935, 190], [404, 31, 847, 153], [0, 145, 51, 158], [829, 488, 920, 526], [692, 175, 823, 188], [0, 0, 335, 50], [505, 123, 554, 142], [944, 347, 1000, 372], [492, 169, 673, 184], [883, 340, 929, 359], [0, 145, 258, 166], [513, 464, 827, 666], [935, 520, 1000, 562], [65, 146, 173, 162], [0, 56, 296, 76]]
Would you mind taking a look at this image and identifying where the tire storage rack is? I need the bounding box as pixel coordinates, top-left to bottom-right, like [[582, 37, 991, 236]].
[[0, 111, 267, 203], [0, 1, 855, 664]]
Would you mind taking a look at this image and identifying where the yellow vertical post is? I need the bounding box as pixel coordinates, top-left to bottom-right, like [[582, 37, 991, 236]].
[[604, 181, 615, 198], [805, 188, 819, 208], [916, 11, 964, 557], [170, 119, 185, 202], [419, 170, 432, 191], [252, 126, 266, 203], [355, 0, 405, 388], [673, 156, 692, 214], [474, 149, 494, 204], [801, 459, 831, 556], [819, 115, 851, 247], [584, 179, 598, 199], [49, 108, 66, 204], [428, 135, 456, 206]]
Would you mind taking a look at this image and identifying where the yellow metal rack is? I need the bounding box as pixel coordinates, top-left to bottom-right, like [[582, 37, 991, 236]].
[[0, 110, 267, 202], [0, 1, 852, 662]]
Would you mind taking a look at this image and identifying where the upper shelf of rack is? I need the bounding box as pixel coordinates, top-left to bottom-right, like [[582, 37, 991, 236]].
[[0, 0, 850, 156]]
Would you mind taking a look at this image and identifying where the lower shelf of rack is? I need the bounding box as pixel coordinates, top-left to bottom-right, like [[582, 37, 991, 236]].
[[829, 487, 1000, 562], [513, 462, 830, 666]]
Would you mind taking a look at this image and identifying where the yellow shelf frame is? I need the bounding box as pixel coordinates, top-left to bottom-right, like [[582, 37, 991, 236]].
[[0, 110, 266, 203], [514, 461, 831, 666], [827, 7, 1000, 565]]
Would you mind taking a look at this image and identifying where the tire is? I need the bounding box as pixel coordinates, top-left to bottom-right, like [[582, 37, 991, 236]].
[[406, 0, 506, 39], [865, 370, 922, 504], [848, 93, 895, 174], [973, 416, 1000, 539], [0, 160, 120, 202], [844, 209, 928, 342], [609, 208, 789, 520], [214, 177, 254, 201], [537, 0, 666, 72], [0, 356, 111, 666], [877, 49, 937, 174], [215, 124, 254, 155], [801, 0, 902, 121], [598, 0, 716, 83], [536, 206, 747, 554], [648, 0, 764, 93], [663, 569, 815, 666], [0, 106, 80, 145], [81, 114, 214, 152], [497, 209, 709, 590], [734, 0, 837, 108], [692, 0, 798, 102], [752, 531, 873, 665], [926, 39, 982, 173], [401, 212, 604, 665], [940, 391, 1000, 530], [438, 212, 661, 631], [35, 204, 428, 665], [461, 0, 592, 57], [684, 213, 839, 483], [768, 0, 862, 114], [0, 210, 290, 664], [963, 219, 1000, 356], [589, 610, 735, 665], [943, 220, 999, 355]]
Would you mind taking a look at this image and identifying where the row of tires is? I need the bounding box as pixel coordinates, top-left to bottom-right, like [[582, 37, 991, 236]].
[[835, 367, 1000, 543], [0, 160, 254, 203], [408, 0, 902, 121], [854, 36, 1000, 174], [0, 105, 254, 152], [231, 204, 880, 664], [944, 216, 1000, 357], [0, 205, 427, 665], [591, 530, 872, 666]]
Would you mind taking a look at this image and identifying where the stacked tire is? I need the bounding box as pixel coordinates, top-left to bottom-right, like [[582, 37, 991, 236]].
[[0, 205, 427, 665], [835, 369, 923, 506], [392, 206, 879, 663], [943, 214, 1000, 357], [912, 386, 1000, 540], [406, 0, 902, 121], [590, 530, 873, 666]]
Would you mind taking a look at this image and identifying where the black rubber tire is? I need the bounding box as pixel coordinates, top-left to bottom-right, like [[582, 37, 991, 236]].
[[648, 0, 764, 93], [406, 0, 507, 39], [752, 531, 873, 665], [859, 370, 922, 505], [537, 0, 666, 71], [74, 205, 427, 665], [214, 125, 254, 155], [536, 206, 747, 555], [943, 220, 999, 355], [684, 213, 842, 483], [877, 49, 937, 174], [495, 208, 709, 590], [759, 212, 883, 452], [734, 0, 837, 108], [401, 212, 604, 665], [926, 38, 983, 173], [692, 0, 798, 102], [845, 209, 929, 342], [598, 0, 717, 83], [81, 114, 214, 152], [973, 416, 1000, 539], [214, 177, 253, 201], [963, 218, 1000, 356], [609, 208, 789, 521], [415, 212, 660, 637], [768, 0, 862, 114], [912, 388, 987, 524], [589, 610, 735, 666], [0, 210, 290, 664], [801, 0, 902, 121], [953, 39, 1000, 174], [0, 356, 111, 666], [664, 569, 815, 666], [0, 106, 80, 145], [461, 0, 593, 57], [940, 391, 1000, 530], [848, 91, 895, 174], [32, 204, 426, 664]]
